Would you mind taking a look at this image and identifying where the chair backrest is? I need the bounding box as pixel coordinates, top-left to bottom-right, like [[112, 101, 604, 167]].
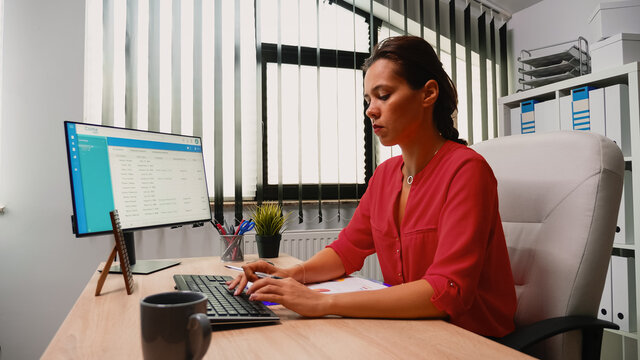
[[471, 131, 624, 359]]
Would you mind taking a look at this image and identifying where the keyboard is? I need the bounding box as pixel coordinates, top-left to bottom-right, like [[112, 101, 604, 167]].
[[173, 274, 280, 325]]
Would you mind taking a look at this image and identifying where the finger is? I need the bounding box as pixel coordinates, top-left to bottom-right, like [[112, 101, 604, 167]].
[[243, 261, 275, 276], [241, 264, 261, 282], [249, 292, 283, 303], [227, 274, 241, 289], [234, 275, 250, 296], [246, 277, 279, 295], [252, 284, 286, 297]]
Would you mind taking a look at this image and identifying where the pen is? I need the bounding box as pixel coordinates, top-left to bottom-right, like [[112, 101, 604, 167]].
[[224, 265, 243, 272], [255, 272, 283, 280], [224, 265, 282, 279]]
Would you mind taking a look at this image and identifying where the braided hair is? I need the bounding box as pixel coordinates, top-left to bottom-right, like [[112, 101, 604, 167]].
[[362, 36, 467, 145]]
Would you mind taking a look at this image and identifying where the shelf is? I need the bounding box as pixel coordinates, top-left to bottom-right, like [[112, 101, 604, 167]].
[[606, 328, 639, 340], [614, 243, 636, 251], [499, 62, 639, 109]]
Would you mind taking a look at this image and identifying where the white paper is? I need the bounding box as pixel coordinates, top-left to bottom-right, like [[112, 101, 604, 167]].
[[306, 276, 389, 294]]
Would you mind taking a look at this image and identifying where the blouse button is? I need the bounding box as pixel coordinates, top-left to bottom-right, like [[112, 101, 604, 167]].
[[448, 281, 455, 287], [396, 249, 400, 254], [398, 273, 402, 277]]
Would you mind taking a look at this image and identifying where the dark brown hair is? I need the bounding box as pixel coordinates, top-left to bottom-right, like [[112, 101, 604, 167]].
[[362, 36, 467, 145]]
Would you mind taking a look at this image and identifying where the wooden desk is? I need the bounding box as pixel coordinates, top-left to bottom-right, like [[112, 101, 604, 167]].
[[43, 254, 532, 359]]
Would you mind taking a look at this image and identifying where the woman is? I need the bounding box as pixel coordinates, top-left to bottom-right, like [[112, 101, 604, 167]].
[[229, 36, 516, 337]]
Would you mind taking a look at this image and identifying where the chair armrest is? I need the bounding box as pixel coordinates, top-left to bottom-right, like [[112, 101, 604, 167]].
[[496, 316, 619, 351]]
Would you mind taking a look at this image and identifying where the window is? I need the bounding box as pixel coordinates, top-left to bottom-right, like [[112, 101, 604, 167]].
[[259, 0, 370, 200], [85, 0, 509, 218]]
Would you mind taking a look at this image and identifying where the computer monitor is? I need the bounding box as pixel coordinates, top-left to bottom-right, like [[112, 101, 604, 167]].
[[64, 121, 212, 274]]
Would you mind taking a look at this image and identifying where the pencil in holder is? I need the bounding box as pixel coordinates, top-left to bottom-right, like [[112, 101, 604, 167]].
[[220, 235, 244, 262]]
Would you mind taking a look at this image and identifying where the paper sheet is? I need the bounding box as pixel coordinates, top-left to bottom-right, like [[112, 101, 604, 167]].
[[306, 276, 388, 294]]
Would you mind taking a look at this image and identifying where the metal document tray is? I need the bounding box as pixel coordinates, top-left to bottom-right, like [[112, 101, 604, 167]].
[[518, 46, 590, 69], [519, 59, 589, 78], [518, 71, 581, 87]]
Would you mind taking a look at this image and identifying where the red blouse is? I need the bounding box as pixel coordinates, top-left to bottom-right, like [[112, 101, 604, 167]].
[[327, 140, 516, 337]]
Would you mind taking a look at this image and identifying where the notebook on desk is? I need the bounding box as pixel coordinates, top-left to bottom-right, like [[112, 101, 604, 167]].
[[173, 274, 280, 326]]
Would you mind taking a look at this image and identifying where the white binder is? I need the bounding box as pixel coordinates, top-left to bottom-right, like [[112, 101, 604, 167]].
[[559, 95, 572, 131], [611, 255, 636, 332], [604, 84, 630, 156], [510, 107, 521, 136], [615, 170, 634, 245], [533, 99, 560, 133], [588, 88, 606, 136], [598, 260, 613, 322]]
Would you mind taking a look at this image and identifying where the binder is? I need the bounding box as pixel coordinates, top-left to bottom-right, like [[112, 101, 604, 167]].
[[570, 86, 606, 136], [510, 107, 521, 136], [533, 99, 560, 133], [611, 255, 636, 332], [520, 100, 537, 134], [599, 260, 613, 322], [604, 84, 630, 156], [559, 95, 572, 131], [615, 170, 634, 245]]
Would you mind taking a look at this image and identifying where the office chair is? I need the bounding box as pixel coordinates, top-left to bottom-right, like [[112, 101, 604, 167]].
[[471, 131, 624, 360]]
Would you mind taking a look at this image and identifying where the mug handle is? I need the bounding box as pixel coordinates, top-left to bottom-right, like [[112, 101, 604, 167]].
[[187, 313, 212, 360]]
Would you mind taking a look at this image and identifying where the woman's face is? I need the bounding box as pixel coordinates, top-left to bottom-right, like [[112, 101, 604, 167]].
[[363, 59, 431, 147]]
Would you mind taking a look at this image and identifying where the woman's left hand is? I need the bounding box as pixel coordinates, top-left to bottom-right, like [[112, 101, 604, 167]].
[[247, 277, 330, 318]]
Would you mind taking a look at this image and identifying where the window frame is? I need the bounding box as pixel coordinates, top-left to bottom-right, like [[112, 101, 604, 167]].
[[260, 43, 371, 201]]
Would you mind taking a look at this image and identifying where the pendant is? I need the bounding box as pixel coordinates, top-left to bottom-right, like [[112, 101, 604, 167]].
[[407, 175, 413, 185]]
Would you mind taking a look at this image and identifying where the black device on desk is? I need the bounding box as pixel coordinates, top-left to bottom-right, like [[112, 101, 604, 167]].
[[173, 274, 280, 325], [63, 121, 212, 274]]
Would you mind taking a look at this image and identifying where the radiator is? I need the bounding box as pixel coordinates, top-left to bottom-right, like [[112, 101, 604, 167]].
[[245, 230, 383, 281]]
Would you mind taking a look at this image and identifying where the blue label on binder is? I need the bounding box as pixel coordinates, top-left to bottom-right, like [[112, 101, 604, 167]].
[[520, 100, 537, 134], [571, 86, 594, 101], [571, 86, 596, 131]]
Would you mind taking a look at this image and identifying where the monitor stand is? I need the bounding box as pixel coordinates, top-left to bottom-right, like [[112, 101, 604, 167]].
[[109, 232, 180, 275]]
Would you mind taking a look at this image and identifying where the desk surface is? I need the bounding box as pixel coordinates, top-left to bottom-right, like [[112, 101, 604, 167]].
[[43, 254, 532, 359]]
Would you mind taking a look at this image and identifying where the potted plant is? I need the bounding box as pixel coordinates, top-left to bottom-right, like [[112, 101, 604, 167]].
[[250, 202, 290, 258]]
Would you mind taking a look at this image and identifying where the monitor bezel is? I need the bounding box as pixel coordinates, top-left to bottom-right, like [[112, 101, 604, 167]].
[[64, 121, 212, 238]]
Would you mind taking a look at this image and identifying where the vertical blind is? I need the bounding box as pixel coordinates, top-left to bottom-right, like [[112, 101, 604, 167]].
[[85, 0, 510, 225]]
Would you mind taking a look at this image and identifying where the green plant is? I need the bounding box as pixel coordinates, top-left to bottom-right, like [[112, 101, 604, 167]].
[[250, 203, 291, 236]]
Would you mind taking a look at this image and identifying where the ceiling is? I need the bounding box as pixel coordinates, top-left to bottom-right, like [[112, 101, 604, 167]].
[[482, 0, 545, 16]]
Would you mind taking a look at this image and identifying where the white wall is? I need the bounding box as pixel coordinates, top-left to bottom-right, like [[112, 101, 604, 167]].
[[0, 1, 214, 358], [0, 1, 94, 358], [507, 0, 602, 93]]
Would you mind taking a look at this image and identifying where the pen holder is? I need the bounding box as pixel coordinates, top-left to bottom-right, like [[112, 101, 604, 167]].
[[220, 235, 244, 262]]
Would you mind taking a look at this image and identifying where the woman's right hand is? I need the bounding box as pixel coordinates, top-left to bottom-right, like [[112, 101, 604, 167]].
[[226, 260, 291, 296]]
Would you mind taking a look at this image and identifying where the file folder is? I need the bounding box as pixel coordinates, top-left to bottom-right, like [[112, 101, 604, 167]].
[[559, 95, 572, 131], [520, 100, 537, 134], [510, 107, 521, 136], [604, 84, 630, 156], [598, 260, 613, 322], [533, 99, 560, 133], [611, 255, 636, 332], [615, 170, 634, 245]]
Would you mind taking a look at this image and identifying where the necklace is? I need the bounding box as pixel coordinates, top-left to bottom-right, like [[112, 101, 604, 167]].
[[406, 145, 442, 186]]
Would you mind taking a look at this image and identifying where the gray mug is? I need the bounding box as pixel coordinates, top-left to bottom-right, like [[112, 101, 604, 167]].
[[140, 291, 212, 360]]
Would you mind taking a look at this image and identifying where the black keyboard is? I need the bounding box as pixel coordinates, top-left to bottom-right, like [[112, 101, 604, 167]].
[[173, 274, 280, 325]]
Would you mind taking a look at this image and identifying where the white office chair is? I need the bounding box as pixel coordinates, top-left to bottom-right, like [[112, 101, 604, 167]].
[[471, 131, 624, 360]]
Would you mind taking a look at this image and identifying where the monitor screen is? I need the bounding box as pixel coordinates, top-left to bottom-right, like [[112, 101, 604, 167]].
[[64, 121, 211, 236]]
